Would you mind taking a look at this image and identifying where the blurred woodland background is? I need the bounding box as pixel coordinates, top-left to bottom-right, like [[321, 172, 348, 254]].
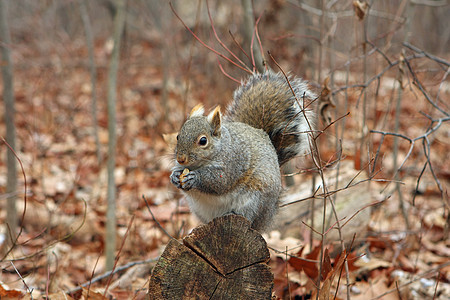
[[0, 0, 449, 299]]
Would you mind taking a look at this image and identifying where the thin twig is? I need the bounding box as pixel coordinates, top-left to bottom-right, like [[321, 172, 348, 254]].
[[331, 53, 425, 96], [436, 66, 449, 103], [269, 52, 330, 299], [371, 114, 449, 192], [314, 112, 351, 139], [371, 261, 450, 299], [67, 257, 158, 295], [403, 42, 450, 67], [143, 195, 175, 240], [432, 272, 441, 300], [103, 215, 135, 297], [422, 136, 444, 198], [228, 30, 251, 62], [412, 160, 428, 206], [341, 198, 388, 228], [268, 246, 320, 263], [254, 13, 267, 72], [205, 0, 249, 71], [217, 58, 240, 83], [4, 200, 88, 262], [281, 173, 389, 208], [285, 246, 291, 299], [11, 262, 34, 298], [87, 252, 102, 299], [1, 137, 28, 260], [169, 1, 251, 74], [403, 55, 449, 116], [366, 40, 392, 65]]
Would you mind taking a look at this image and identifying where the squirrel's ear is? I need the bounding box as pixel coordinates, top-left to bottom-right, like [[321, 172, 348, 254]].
[[189, 104, 204, 118], [207, 106, 222, 136], [162, 132, 178, 151]]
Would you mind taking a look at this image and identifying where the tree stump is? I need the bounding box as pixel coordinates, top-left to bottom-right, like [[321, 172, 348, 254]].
[[148, 215, 273, 299]]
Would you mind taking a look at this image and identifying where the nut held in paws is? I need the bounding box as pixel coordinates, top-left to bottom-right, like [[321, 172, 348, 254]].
[[180, 168, 189, 187]]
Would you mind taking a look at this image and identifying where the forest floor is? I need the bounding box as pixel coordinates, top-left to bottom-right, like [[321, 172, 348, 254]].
[[0, 36, 449, 299]]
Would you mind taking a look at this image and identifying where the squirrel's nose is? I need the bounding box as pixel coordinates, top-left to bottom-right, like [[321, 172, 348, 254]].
[[177, 155, 187, 165]]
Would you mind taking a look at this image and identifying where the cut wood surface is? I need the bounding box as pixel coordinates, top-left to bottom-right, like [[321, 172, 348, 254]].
[[148, 214, 273, 299]]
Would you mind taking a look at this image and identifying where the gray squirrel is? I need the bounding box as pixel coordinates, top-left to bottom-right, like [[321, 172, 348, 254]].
[[169, 71, 316, 232]]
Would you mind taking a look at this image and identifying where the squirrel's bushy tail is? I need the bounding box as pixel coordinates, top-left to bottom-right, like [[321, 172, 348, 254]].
[[226, 71, 316, 166]]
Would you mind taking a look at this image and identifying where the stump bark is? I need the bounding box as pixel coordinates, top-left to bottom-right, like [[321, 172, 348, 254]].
[[148, 215, 273, 299]]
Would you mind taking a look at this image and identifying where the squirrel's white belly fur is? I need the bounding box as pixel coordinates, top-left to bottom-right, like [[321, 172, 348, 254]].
[[185, 189, 262, 223]]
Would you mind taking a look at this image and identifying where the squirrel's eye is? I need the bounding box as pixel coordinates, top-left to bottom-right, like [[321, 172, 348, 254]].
[[198, 136, 208, 146]]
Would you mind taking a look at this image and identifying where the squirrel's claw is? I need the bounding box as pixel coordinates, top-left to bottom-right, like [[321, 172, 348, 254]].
[[180, 171, 197, 191], [170, 170, 183, 189]]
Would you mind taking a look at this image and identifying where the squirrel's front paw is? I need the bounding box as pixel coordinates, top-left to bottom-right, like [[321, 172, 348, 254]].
[[170, 169, 197, 191], [170, 170, 183, 189], [180, 171, 197, 191]]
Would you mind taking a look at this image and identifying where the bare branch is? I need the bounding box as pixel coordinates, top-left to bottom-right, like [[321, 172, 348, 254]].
[[403, 56, 449, 116], [205, 1, 250, 71], [66, 257, 158, 295], [332, 53, 425, 96], [11, 262, 34, 297], [371, 261, 450, 299], [169, 1, 252, 74], [1, 137, 28, 260], [103, 214, 135, 297], [403, 42, 450, 67], [143, 195, 174, 240]]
